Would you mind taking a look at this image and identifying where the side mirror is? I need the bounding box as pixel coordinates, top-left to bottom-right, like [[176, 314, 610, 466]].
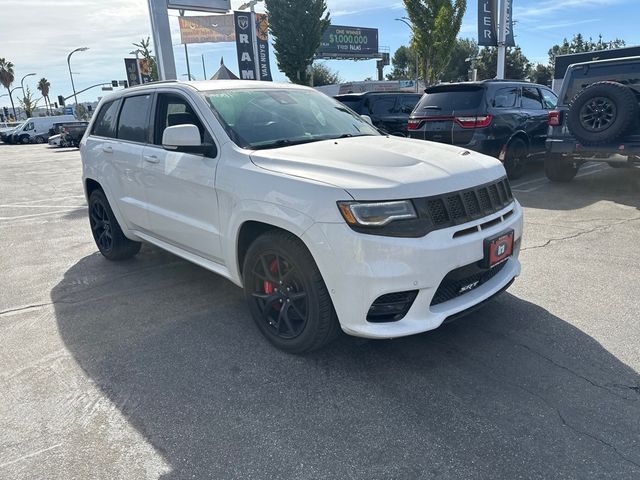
[[361, 114, 373, 125], [162, 124, 202, 151]]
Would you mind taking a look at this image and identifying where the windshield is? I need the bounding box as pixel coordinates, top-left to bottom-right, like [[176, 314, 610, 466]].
[[202, 88, 379, 150]]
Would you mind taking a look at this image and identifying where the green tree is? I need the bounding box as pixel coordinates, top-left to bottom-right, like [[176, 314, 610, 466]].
[[132, 37, 159, 81], [440, 38, 479, 82], [548, 33, 626, 65], [311, 63, 341, 86], [0, 58, 16, 119], [266, 0, 330, 85], [18, 86, 39, 118], [75, 103, 89, 121], [386, 46, 418, 81], [403, 0, 467, 84], [476, 47, 531, 81], [529, 63, 553, 86], [37, 77, 51, 115]]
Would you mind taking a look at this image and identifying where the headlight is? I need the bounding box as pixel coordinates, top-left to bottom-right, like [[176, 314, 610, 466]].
[[337, 200, 417, 227]]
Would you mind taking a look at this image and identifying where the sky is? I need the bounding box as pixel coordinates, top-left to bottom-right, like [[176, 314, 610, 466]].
[[1, 0, 639, 108]]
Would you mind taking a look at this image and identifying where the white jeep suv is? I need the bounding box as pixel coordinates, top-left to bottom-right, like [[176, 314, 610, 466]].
[[80, 80, 523, 353]]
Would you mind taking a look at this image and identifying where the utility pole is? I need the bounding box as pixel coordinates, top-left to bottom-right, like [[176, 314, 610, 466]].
[[496, 0, 508, 79], [202, 54, 207, 80]]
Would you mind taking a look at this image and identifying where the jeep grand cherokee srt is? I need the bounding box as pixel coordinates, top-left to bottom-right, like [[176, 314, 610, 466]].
[[80, 81, 523, 353]]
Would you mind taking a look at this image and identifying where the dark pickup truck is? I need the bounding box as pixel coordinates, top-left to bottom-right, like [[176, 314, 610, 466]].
[[545, 56, 640, 181]]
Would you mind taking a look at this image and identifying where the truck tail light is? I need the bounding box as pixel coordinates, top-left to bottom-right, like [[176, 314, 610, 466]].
[[455, 115, 493, 129], [548, 110, 561, 126]]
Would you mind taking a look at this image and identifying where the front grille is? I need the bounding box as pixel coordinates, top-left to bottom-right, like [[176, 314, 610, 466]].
[[414, 177, 514, 231], [431, 260, 509, 306]]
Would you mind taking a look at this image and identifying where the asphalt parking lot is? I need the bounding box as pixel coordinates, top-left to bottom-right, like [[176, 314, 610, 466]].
[[1, 144, 639, 479]]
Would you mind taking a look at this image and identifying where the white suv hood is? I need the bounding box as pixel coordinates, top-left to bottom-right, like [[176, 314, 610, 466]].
[[250, 136, 507, 200]]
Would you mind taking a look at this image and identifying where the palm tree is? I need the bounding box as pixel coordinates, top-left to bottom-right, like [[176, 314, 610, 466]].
[[0, 58, 16, 120], [37, 77, 51, 115]]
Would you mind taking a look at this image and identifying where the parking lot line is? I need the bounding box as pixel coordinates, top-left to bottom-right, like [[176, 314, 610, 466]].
[[0, 208, 84, 221]]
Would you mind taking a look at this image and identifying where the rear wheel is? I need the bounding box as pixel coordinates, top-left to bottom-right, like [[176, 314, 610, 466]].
[[34, 136, 45, 144], [89, 189, 141, 261], [504, 138, 528, 180], [242, 231, 340, 353], [545, 155, 579, 182]]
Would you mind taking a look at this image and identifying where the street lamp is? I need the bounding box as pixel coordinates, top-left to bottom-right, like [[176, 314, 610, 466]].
[[238, 0, 264, 81], [67, 47, 89, 106], [395, 17, 420, 92], [8, 86, 23, 119], [20, 73, 36, 96]]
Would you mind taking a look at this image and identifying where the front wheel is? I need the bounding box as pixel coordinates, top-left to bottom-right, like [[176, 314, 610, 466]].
[[242, 231, 340, 353], [545, 155, 579, 182], [89, 189, 141, 261]]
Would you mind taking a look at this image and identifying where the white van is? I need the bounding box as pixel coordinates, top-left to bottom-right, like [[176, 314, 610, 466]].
[[12, 115, 76, 144]]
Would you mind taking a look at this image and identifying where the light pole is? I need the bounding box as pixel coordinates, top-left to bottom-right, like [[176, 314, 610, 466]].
[[67, 47, 89, 106], [20, 73, 36, 95], [395, 17, 420, 92], [239, 0, 264, 81], [9, 86, 23, 119]]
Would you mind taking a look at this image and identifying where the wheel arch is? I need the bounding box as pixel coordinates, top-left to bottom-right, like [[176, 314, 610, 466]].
[[235, 220, 310, 285]]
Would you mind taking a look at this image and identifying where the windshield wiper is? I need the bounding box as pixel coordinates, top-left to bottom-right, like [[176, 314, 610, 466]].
[[250, 138, 323, 150]]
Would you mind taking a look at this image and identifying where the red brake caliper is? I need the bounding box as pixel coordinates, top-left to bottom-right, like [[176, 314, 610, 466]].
[[263, 260, 281, 309]]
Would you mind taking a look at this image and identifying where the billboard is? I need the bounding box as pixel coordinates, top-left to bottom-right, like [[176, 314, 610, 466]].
[[317, 25, 379, 59], [478, 0, 498, 47], [179, 14, 236, 44], [168, 0, 230, 13]]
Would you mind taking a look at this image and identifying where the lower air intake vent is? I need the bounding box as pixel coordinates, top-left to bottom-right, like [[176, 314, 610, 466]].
[[367, 290, 419, 323]]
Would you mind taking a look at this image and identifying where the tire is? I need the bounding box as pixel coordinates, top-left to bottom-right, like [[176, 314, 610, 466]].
[[544, 155, 579, 182], [20, 135, 30, 144], [242, 230, 340, 353], [567, 81, 639, 146], [504, 138, 528, 180], [88, 189, 141, 261], [34, 136, 45, 144]]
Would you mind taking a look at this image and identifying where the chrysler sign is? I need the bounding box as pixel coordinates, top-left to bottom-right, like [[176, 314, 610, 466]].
[[478, 0, 498, 47]]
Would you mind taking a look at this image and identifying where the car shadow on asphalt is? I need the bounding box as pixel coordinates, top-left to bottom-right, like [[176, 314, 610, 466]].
[[514, 165, 640, 212], [51, 249, 640, 479]]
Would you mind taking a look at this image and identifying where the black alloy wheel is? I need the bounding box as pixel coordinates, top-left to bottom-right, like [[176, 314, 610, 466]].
[[88, 189, 141, 261], [504, 138, 528, 180], [243, 231, 340, 353], [90, 198, 114, 254], [579, 97, 616, 133], [249, 252, 309, 340]]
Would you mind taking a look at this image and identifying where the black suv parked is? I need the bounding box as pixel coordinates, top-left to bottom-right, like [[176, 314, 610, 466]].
[[545, 56, 640, 182], [408, 80, 558, 179], [334, 92, 422, 137]]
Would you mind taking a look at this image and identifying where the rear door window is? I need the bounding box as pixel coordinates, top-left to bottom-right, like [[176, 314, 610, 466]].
[[117, 94, 152, 143], [416, 87, 484, 114], [492, 88, 518, 108], [92, 100, 120, 138], [521, 87, 544, 109], [370, 96, 397, 115], [335, 97, 363, 113]]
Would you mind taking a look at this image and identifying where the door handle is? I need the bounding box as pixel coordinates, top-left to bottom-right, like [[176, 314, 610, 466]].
[[144, 155, 159, 164], [102, 146, 113, 153]]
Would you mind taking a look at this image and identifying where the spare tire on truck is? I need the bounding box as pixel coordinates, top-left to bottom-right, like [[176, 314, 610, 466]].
[[567, 81, 639, 146]]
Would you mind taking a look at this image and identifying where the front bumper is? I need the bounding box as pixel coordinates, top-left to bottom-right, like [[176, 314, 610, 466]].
[[303, 200, 523, 339]]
